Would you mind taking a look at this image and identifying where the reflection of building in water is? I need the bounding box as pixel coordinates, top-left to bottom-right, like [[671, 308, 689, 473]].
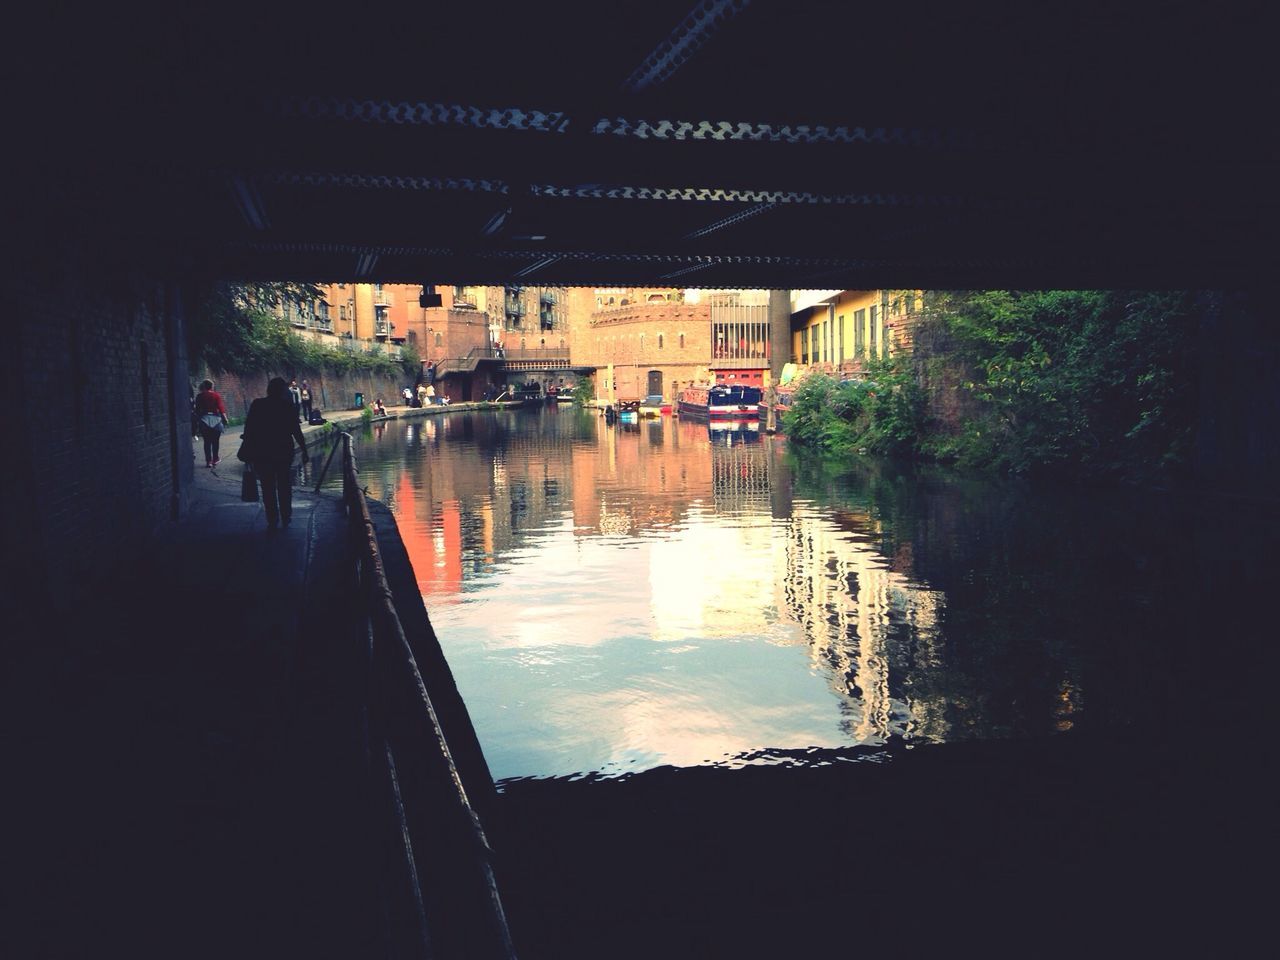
[[778, 504, 948, 745], [709, 429, 771, 516]]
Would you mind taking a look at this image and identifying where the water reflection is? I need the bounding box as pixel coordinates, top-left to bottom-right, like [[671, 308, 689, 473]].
[[334, 407, 1228, 781]]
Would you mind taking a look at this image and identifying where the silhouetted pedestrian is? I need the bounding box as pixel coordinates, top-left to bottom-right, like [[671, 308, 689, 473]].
[[242, 377, 310, 530], [193, 379, 228, 467], [288, 378, 303, 422]]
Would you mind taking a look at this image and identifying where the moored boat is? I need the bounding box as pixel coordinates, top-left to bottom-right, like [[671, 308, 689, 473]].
[[639, 394, 671, 417], [678, 383, 762, 420], [618, 399, 641, 423]]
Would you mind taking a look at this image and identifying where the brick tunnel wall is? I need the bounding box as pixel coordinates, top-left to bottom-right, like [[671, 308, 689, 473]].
[[3, 250, 191, 668]]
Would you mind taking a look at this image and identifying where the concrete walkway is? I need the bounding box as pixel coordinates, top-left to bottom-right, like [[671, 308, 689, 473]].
[[8, 429, 379, 958]]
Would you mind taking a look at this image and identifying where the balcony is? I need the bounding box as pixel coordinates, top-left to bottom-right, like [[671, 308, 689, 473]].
[[374, 319, 392, 338], [539, 289, 557, 305], [373, 290, 392, 307]]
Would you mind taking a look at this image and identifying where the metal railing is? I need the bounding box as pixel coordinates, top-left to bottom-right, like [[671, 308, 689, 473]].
[[318, 433, 518, 960], [499, 346, 567, 362]]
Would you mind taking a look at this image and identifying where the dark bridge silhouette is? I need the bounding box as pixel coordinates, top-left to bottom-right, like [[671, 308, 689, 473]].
[[7, 0, 1276, 290]]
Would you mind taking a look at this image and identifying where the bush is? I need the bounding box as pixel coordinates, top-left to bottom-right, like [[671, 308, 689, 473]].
[[572, 380, 595, 406], [926, 290, 1200, 479], [784, 358, 923, 459]]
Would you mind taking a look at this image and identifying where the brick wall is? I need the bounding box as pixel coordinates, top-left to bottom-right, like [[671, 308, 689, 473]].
[[199, 366, 413, 420], [581, 302, 712, 400], [2, 250, 189, 665]]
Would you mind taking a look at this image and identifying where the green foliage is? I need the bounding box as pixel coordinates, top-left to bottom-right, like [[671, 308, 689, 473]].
[[783, 356, 923, 458], [360, 405, 374, 423], [571, 379, 595, 406], [925, 290, 1200, 480], [187, 281, 402, 378], [784, 290, 1200, 483], [398, 341, 421, 377]]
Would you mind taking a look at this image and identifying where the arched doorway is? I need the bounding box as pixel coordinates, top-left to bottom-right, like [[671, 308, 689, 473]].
[[647, 369, 663, 397]]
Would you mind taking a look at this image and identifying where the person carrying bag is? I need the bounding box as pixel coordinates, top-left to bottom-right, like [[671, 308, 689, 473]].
[[240, 377, 310, 530]]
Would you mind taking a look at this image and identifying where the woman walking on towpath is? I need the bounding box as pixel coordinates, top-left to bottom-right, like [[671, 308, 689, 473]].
[[193, 379, 228, 467], [241, 377, 310, 530]]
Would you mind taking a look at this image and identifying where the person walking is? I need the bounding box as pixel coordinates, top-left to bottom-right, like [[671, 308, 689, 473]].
[[288, 378, 303, 422], [416, 382, 428, 408], [241, 377, 310, 530], [193, 379, 228, 467], [299, 380, 313, 422]]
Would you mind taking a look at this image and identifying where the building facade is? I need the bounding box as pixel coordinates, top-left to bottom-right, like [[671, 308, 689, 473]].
[[576, 288, 713, 402], [788, 289, 921, 378]]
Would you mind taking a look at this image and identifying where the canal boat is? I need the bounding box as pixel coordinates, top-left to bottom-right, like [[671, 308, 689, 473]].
[[639, 394, 671, 417], [678, 384, 762, 421], [618, 399, 641, 423]]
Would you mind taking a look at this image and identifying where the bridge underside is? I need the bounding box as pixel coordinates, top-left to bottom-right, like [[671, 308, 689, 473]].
[[6, 0, 1275, 290]]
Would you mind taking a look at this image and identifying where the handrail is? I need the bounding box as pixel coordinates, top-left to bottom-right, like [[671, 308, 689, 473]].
[[337, 432, 518, 960]]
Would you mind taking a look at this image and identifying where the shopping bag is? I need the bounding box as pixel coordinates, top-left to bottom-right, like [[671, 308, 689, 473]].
[[241, 464, 259, 502]]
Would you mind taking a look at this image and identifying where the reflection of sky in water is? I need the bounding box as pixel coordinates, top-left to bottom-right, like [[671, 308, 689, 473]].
[[346, 412, 1101, 782], [432, 517, 845, 779]]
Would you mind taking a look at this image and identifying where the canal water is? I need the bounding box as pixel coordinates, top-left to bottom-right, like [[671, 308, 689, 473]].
[[334, 406, 1273, 785]]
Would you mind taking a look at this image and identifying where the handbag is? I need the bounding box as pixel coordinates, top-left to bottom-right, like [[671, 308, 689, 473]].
[[241, 464, 259, 502]]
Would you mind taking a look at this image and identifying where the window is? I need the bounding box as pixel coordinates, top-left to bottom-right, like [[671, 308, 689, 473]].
[[854, 308, 866, 357], [810, 325, 818, 363], [870, 308, 877, 356], [838, 315, 845, 362], [679, 333, 685, 349], [658, 334, 663, 349], [435, 332, 443, 347], [800, 331, 808, 364], [339, 305, 347, 321]]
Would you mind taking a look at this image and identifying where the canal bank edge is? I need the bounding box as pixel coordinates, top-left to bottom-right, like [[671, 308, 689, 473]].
[[292, 402, 503, 819], [365, 497, 500, 822], [294, 400, 517, 452]]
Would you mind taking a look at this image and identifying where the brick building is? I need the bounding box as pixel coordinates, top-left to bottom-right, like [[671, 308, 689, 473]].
[[576, 288, 713, 403], [572, 288, 776, 402]]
